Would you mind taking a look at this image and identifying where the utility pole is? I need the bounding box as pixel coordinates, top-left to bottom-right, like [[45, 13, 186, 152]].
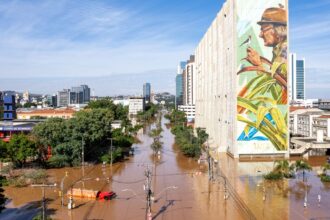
[[60, 171, 68, 207], [107, 138, 114, 179], [81, 136, 84, 167], [31, 183, 57, 220], [81, 136, 85, 189], [144, 166, 153, 220]]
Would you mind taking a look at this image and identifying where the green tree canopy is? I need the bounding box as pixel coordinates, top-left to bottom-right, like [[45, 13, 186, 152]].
[[6, 134, 37, 167]]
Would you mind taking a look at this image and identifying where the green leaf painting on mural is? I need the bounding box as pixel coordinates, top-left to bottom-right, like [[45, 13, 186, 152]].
[[237, 97, 287, 151]]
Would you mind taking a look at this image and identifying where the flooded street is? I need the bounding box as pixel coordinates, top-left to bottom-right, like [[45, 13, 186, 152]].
[[2, 116, 330, 219], [1, 117, 244, 220]]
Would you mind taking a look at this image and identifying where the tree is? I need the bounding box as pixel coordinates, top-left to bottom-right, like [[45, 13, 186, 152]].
[[23, 102, 37, 108], [320, 163, 330, 182], [294, 160, 312, 181], [0, 175, 6, 213], [6, 134, 37, 167], [0, 140, 7, 160], [273, 160, 295, 178], [264, 160, 295, 180], [196, 128, 209, 145]]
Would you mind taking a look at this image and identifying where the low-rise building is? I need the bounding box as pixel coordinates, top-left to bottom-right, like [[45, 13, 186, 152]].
[[17, 108, 76, 120], [312, 115, 330, 139], [319, 99, 330, 111], [289, 107, 323, 135], [297, 111, 323, 137], [129, 97, 145, 116]]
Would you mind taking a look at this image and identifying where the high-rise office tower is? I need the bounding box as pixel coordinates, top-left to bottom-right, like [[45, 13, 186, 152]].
[[143, 83, 151, 103], [57, 89, 70, 107], [183, 55, 195, 106], [70, 86, 84, 104], [81, 85, 91, 103], [290, 53, 305, 100], [176, 61, 186, 107]]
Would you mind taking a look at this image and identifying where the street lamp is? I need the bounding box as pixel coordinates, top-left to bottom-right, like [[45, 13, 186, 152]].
[[60, 171, 68, 207]]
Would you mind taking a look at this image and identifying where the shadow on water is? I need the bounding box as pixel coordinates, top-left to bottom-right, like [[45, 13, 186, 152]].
[[152, 199, 175, 220], [0, 199, 55, 220]]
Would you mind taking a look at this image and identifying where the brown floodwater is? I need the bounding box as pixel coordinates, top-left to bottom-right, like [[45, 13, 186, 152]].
[[2, 116, 330, 220]]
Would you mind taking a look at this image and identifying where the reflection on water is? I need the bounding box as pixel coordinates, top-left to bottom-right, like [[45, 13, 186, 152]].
[[1, 117, 245, 220], [2, 116, 330, 220]]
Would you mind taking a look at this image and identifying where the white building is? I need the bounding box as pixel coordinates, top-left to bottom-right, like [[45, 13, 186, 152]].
[[178, 105, 196, 122], [113, 99, 130, 106], [129, 97, 145, 115], [23, 91, 30, 102], [312, 115, 330, 139], [290, 108, 323, 135], [183, 55, 196, 106], [297, 111, 323, 137]]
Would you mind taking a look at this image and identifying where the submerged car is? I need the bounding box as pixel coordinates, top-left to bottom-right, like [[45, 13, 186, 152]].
[[96, 191, 117, 200]]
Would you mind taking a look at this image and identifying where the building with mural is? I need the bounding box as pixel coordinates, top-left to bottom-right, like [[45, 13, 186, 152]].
[[195, 0, 289, 158]]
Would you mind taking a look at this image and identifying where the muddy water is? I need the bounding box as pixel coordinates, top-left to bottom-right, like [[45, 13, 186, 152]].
[[1, 118, 244, 220], [3, 116, 330, 220]]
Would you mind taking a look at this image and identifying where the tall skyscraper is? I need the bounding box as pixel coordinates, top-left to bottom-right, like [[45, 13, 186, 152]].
[[143, 83, 151, 103], [57, 89, 70, 107], [176, 61, 186, 107], [81, 85, 91, 103], [71, 86, 84, 104], [183, 55, 195, 106], [290, 53, 305, 100]]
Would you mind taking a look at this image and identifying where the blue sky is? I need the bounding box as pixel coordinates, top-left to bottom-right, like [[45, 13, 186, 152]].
[[0, 0, 329, 97]]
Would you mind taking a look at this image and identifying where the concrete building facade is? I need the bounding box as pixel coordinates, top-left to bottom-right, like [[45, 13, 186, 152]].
[[57, 89, 70, 107], [129, 97, 145, 116], [194, 0, 289, 158], [183, 55, 196, 106]]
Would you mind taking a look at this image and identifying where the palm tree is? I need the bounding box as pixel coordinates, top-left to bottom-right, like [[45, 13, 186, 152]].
[[274, 160, 289, 176], [295, 160, 312, 182], [322, 163, 330, 175], [273, 160, 295, 178]]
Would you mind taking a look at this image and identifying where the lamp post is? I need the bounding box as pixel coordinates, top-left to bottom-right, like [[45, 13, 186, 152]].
[[61, 171, 68, 207], [31, 183, 57, 220]]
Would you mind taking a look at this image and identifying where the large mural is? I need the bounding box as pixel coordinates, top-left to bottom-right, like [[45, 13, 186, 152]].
[[236, 1, 288, 153]]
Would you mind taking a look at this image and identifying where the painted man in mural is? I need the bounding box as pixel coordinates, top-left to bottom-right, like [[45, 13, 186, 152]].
[[236, 5, 288, 151], [245, 7, 287, 88]]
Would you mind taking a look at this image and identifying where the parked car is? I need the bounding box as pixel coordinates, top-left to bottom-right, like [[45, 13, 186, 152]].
[[96, 191, 117, 200]]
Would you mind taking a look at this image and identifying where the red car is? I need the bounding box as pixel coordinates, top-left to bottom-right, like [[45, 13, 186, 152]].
[[96, 191, 117, 200]]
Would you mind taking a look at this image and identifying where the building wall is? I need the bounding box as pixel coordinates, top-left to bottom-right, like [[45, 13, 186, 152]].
[[195, 0, 236, 152], [184, 56, 196, 106], [143, 83, 151, 102], [296, 59, 305, 100], [289, 53, 305, 101], [195, 0, 289, 157], [17, 109, 75, 119], [178, 105, 195, 122], [57, 90, 70, 107], [129, 98, 145, 115], [175, 74, 183, 106]]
